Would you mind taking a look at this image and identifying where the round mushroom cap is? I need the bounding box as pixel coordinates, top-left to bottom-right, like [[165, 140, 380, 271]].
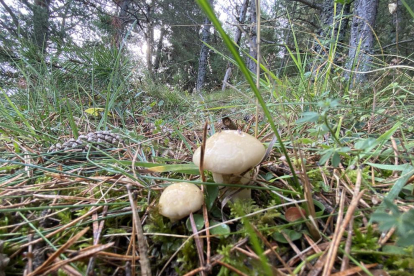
[[193, 130, 265, 175], [159, 182, 204, 221]]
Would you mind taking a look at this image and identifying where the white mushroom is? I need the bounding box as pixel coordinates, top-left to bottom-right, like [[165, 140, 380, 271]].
[[193, 130, 265, 201], [158, 182, 204, 221]]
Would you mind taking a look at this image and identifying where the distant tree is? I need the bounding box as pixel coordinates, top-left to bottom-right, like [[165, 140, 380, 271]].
[[113, 0, 133, 48], [346, 0, 379, 84], [32, 0, 52, 53], [156, 0, 206, 90], [247, 0, 257, 73], [144, 0, 154, 76], [222, 0, 249, 90], [196, 15, 211, 92]]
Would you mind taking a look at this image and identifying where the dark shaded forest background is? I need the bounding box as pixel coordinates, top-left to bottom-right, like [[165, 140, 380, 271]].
[[0, 0, 413, 95]]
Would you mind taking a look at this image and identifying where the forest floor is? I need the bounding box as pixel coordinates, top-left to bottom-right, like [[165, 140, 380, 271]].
[[1, 87, 414, 276]]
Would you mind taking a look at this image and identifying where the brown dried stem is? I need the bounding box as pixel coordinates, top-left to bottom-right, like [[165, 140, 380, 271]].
[[127, 185, 151, 276], [28, 227, 90, 275], [189, 213, 206, 276], [322, 168, 365, 276]]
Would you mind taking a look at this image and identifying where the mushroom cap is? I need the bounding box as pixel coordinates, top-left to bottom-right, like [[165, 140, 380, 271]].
[[159, 182, 204, 220], [193, 130, 265, 175]]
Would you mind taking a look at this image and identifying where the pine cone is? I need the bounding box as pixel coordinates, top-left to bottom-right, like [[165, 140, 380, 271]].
[[48, 131, 123, 153]]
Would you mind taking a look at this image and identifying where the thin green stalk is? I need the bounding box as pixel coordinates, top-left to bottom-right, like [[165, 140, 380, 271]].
[[1, 90, 36, 136], [18, 212, 58, 250], [293, 252, 324, 274], [401, 0, 414, 18], [196, 0, 301, 191], [323, 113, 342, 146]]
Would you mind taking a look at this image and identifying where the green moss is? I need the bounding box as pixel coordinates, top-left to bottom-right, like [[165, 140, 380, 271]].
[[176, 239, 198, 274]]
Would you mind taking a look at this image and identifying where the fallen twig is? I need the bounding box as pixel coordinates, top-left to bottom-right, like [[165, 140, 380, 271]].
[[127, 185, 152, 276]]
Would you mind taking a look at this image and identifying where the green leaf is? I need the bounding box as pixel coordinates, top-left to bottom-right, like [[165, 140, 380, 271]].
[[383, 198, 401, 215], [295, 138, 314, 144], [272, 229, 302, 243], [386, 165, 414, 202], [210, 220, 231, 237], [331, 152, 340, 167], [339, 147, 351, 153], [396, 232, 414, 246], [205, 184, 219, 210], [401, 209, 414, 228], [319, 150, 332, 165], [366, 163, 409, 171], [371, 212, 397, 231], [186, 214, 205, 232], [84, 107, 105, 117], [313, 199, 326, 217], [355, 138, 377, 151], [148, 164, 200, 174], [296, 112, 320, 124], [382, 245, 407, 255], [317, 98, 339, 111]]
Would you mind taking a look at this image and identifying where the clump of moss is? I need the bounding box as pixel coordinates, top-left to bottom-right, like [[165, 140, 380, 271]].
[[176, 238, 198, 274]]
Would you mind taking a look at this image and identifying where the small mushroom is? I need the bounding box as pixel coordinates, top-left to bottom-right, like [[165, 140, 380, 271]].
[[193, 130, 265, 201], [158, 182, 204, 221]]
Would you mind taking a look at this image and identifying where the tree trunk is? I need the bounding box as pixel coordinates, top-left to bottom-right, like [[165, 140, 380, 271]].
[[54, 0, 71, 60], [346, 0, 379, 84], [247, 0, 257, 73], [196, 16, 211, 92], [33, 0, 51, 53], [222, 0, 249, 90], [146, 2, 154, 77], [114, 0, 132, 48], [153, 27, 166, 72], [235, 0, 249, 46]]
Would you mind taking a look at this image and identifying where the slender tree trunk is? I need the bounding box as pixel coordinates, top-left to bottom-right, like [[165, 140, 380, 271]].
[[196, 17, 211, 92], [146, 2, 154, 77], [234, 0, 249, 46], [54, 0, 71, 60], [346, 0, 379, 84], [146, 24, 153, 75], [153, 27, 166, 72], [33, 0, 51, 54], [222, 0, 249, 90], [114, 0, 132, 48], [248, 0, 257, 73]]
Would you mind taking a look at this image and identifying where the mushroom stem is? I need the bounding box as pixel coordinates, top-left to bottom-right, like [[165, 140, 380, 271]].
[[213, 171, 252, 201]]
